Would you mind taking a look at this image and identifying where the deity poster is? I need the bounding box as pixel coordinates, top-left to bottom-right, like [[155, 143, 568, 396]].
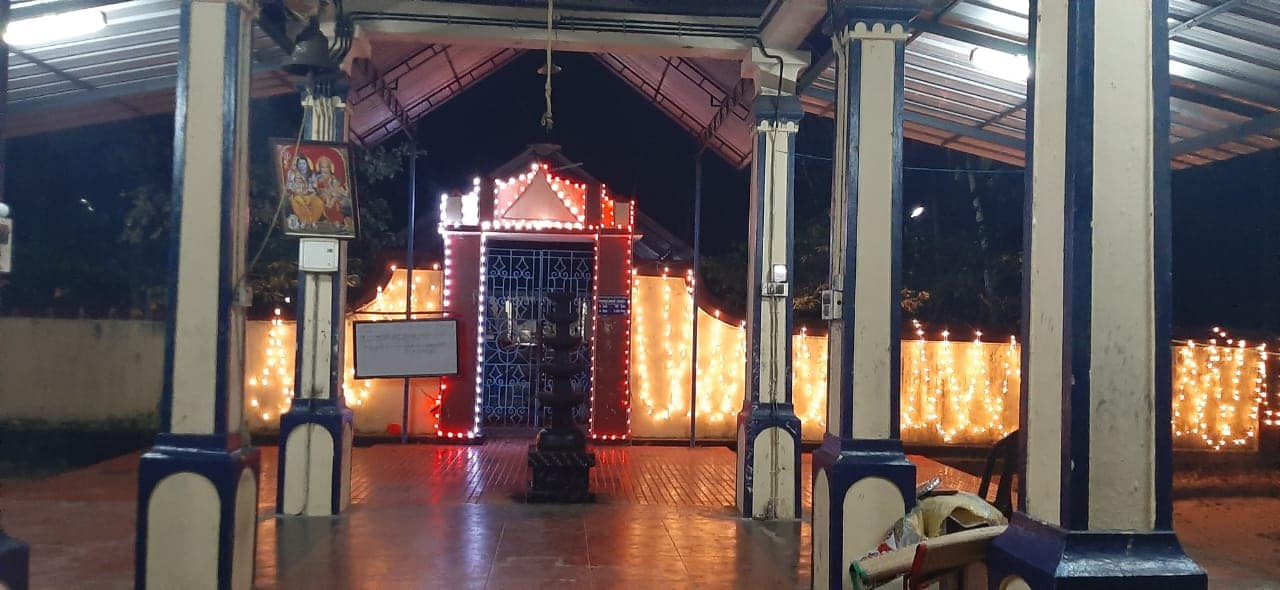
[[271, 139, 359, 239]]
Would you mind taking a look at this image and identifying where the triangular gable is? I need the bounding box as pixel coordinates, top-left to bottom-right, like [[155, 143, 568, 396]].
[[500, 173, 579, 222]]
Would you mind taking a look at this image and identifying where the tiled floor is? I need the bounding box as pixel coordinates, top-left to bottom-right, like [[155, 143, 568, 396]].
[[3, 440, 1277, 588]]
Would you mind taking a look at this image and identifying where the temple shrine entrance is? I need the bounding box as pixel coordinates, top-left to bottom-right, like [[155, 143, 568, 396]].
[[435, 144, 635, 441], [482, 242, 595, 428]]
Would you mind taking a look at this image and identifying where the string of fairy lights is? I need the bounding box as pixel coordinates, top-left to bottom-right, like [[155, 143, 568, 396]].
[[626, 278, 1270, 451], [899, 320, 1019, 445], [1173, 327, 1268, 450], [245, 267, 445, 432], [243, 268, 1271, 452]]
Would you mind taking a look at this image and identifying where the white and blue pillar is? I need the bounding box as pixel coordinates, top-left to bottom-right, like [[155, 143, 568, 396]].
[[735, 47, 808, 521], [811, 3, 922, 589], [135, 1, 259, 588], [0, 0, 31, 587], [276, 79, 354, 517], [988, 1, 1205, 588]]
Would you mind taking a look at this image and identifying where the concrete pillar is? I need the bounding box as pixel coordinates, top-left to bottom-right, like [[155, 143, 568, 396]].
[[135, 1, 259, 587], [735, 47, 808, 520], [0, 1, 31, 587], [810, 4, 922, 588], [988, 2, 1205, 588], [276, 80, 354, 517]]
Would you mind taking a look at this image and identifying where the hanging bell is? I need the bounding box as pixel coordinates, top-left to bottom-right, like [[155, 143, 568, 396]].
[[282, 23, 337, 77]]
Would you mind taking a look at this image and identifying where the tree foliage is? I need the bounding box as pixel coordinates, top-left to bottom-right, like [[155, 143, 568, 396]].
[[698, 121, 1024, 334], [118, 144, 405, 318]]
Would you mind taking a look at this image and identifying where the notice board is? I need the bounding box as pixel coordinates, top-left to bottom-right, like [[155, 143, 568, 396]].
[[352, 318, 459, 379]]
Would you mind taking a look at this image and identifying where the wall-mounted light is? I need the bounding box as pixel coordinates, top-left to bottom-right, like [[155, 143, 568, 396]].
[[4, 9, 107, 47], [969, 47, 1028, 82]]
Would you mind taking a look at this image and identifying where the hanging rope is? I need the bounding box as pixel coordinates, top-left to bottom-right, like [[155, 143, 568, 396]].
[[541, 0, 555, 131]]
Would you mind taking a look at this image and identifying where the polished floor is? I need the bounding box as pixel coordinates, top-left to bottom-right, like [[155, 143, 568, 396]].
[[3, 440, 1277, 588]]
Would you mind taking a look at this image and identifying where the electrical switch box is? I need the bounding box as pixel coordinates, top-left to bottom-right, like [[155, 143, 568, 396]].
[[821, 289, 842, 320], [0, 218, 12, 274], [299, 238, 339, 272]]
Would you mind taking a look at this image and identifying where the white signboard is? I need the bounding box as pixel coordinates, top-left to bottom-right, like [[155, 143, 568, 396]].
[[352, 319, 458, 379], [0, 218, 12, 274]]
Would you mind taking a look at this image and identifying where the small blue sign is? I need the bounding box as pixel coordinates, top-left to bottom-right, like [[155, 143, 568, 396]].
[[598, 295, 630, 316]]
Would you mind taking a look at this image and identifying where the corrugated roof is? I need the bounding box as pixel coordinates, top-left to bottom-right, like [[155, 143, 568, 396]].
[[347, 41, 521, 146], [798, 0, 1280, 169], [6, 0, 294, 137], [6, 0, 1280, 169]]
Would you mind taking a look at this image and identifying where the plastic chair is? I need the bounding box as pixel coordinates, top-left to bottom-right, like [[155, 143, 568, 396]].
[[977, 430, 1018, 516]]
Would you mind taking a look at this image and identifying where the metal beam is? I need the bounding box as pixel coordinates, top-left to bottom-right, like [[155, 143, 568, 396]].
[[1171, 82, 1272, 119], [938, 98, 1026, 148], [795, 48, 833, 93], [904, 109, 1023, 151], [355, 58, 416, 144], [696, 78, 750, 152], [911, 20, 1026, 56], [349, 1, 757, 59], [1168, 0, 1250, 38], [1173, 110, 1280, 156], [802, 84, 1024, 151], [905, 0, 965, 45]]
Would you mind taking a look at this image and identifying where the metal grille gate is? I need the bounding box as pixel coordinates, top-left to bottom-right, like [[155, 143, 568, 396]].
[[482, 243, 594, 427]]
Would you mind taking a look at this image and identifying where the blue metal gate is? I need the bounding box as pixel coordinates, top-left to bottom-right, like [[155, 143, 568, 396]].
[[482, 243, 594, 427]]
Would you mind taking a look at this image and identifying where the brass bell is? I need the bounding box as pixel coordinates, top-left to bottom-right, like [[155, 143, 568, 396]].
[[282, 23, 336, 76]]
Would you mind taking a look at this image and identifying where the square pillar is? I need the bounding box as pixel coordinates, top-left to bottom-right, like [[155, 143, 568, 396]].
[[810, 4, 924, 588], [589, 230, 633, 440], [0, 1, 29, 586], [277, 80, 355, 517], [135, 1, 260, 588], [439, 231, 484, 438], [988, 2, 1205, 588], [735, 47, 808, 520]]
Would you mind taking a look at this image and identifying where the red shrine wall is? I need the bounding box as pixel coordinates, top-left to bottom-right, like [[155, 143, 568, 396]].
[[590, 234, 633, 440], [440, 233, 483, 438]]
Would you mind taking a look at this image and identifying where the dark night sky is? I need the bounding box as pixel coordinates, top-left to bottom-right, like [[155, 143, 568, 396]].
[[3, 50, 1279, 334]]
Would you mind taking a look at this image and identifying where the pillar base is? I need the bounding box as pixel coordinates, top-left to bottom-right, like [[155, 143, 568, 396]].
[[0, 531, 30, 590], [136, 434, 260, 590], [276, 400, 353, 516], [811, 436, 917, 590], [735, 402, 802, 519], [988, 513, 1206, 590]]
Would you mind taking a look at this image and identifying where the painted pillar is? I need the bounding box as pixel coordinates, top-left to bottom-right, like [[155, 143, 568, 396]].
[[440, 231, 483, 438], [589, 230, 632, 440], [0, 0, 31, 587], [987, 2, 1206, 588], [811, 4, 921, 588], [276, 79, 354, 516], [135, 1, 259, 588], [735, 47, 808, 520]]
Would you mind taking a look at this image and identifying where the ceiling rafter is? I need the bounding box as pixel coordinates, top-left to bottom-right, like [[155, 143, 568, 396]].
[[1169, 0, 1251, 38], [354, 57, 416, 144]]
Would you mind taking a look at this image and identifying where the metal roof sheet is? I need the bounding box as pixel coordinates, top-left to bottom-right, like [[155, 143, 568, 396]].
[[6, 0, 1280, 169], [793, 0, 1280, 170]]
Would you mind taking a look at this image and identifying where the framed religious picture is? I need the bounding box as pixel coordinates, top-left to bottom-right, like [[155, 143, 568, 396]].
[[271, 139, 359, 239]]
